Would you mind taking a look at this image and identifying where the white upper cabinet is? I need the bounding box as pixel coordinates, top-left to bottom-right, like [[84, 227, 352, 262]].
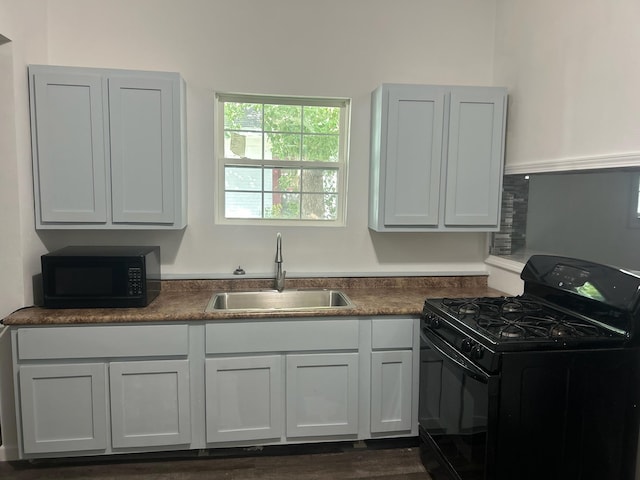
[[31, 71, 108, 224], [369, 84, 507, 232], [29, 65, 187, 229]]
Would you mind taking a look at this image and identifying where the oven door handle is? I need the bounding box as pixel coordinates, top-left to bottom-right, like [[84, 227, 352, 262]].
[[421, 330, 491, 383]]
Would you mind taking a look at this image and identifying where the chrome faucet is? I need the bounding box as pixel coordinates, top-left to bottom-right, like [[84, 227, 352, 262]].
[[274, 232, 286, 292]]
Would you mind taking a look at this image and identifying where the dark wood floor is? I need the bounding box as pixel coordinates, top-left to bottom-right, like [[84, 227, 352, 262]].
[[0, 441, 433, 480]]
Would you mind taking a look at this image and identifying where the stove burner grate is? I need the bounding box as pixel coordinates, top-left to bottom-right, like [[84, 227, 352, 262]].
[[442, 297, 543, 319], [439, 297, 611, 341]]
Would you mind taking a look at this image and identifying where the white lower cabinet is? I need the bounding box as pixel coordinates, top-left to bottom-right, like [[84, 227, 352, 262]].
[[370, 318, 418, 435], [110, 360, 191, 448], [205, 355, 283, 443], [14, 324, 191, 457], [19, 359, 192, 455], [286, 353, 359, 438], [12, 318, 418, 459], [204, 352, 358, 443], [370, 350, 413, 433], [19, 363, 108, 454]]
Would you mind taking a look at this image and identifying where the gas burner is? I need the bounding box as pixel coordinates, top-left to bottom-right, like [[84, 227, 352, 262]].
[[549, 323, 575, 337], [498, 323, 525, 339], [478, 316, 551, 339], [441, 298, 500, 317], [474, 312, 611, 341], [546, 320, 603, 338], [458, 303, 480, 315], [502, 301, 524, 313]]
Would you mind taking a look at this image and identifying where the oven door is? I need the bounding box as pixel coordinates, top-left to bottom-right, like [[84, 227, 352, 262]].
[[419, 329, 499, 480]]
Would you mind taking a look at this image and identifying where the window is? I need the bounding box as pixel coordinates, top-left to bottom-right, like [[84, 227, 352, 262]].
[[637, 175, 640, 217], [629, 173, 640, 229], [215, 93, 350, 225]]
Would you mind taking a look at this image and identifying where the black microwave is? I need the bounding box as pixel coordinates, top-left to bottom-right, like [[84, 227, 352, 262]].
[[41, 246, 161, 308]]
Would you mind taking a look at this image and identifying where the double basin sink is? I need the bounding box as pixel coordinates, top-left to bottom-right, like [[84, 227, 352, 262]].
[[206, 289, 353, 312]]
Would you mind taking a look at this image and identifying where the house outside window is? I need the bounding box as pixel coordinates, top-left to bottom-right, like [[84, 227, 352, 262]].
[[215, 93, 350, 226]]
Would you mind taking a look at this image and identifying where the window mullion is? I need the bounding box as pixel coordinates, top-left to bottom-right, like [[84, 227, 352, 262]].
[[300, 107, 305, 162], [261, 103, 266, 162]]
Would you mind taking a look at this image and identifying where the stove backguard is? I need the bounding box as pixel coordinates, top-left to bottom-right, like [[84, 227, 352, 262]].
[[520, 255, 640, 340]]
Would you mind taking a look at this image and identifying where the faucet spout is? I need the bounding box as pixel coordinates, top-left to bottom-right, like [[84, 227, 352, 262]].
[[275, 232, 286, 291]]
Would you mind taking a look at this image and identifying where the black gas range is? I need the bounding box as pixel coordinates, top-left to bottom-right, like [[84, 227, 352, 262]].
[[419, 255, 640, 480]]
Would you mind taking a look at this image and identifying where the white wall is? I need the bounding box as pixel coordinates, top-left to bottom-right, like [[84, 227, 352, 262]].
[[0, 41, 23, 319], [494, 0, 640, 173], [0, 0, 48, 318], [1, 0, 500, 306]]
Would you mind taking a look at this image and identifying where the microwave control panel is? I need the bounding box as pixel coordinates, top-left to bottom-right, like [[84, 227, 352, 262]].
[[128, 267, 144, 296]]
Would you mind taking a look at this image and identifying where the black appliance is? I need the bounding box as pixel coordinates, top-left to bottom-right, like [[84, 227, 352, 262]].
[[41, 246, 160, 308], [419, 255, 640, 480]]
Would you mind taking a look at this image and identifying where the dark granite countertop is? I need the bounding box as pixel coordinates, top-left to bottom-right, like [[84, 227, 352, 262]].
[[3, 276, 505, 326]]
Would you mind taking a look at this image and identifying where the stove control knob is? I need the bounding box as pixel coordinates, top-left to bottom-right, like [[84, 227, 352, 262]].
[[471, 344, 485, 360], [424, 313, 441, 329], [461, 338, 474, 352]]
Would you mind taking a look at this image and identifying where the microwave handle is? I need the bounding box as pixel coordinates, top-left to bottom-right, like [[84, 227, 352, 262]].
[[421, 330, 491, 383]]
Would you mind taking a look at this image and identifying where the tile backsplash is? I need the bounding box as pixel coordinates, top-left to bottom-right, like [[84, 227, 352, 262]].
[[490, 175, 529, 256]]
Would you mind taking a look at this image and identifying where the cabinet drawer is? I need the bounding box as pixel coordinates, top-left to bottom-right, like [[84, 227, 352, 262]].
[[371, 318, 415, 349], [17, 324, 189, 360], [206, 319, 359, 354]]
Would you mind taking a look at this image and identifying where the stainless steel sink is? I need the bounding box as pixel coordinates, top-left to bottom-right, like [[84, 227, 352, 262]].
[[206, 289, 354, 312]]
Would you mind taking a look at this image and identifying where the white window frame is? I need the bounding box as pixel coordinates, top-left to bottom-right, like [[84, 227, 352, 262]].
[[630, 172, 640, 229], [214, 92, 350, 226]]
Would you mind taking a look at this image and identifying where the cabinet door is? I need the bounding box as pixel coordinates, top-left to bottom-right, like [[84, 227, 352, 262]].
[[286, 353, 358, 438], [371, 350, 413, 433], [108, 75, 177, 225], [19, 363, 107, 454], [109, 360, 191, 448], [383, 85, 444, 227], [205, 356, 283, 443], [30, 70, 108, 224], [444, 88, 506, 227]]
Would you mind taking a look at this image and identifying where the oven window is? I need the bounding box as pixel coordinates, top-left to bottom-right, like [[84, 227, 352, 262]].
[[420, 343, 491, 479]]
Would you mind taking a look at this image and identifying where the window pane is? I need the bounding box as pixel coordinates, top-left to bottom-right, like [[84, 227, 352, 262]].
[[224, 102, 262, 131], [302, 193, 337, 220], [265, 133, 301, 161], [302, 169, 337, 193], [264, 104, 301, 133], [303, 106, 340, 134], [225, 192, 262, 218], [265, 168, 301, 192], [265, 193, 300, 219], [224, 131, 263, 159], [302, 134, 339, 162], [225, 166, 262, 191]]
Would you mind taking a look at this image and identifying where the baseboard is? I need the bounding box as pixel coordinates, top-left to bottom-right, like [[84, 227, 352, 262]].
[[0, 445, 19, 462]]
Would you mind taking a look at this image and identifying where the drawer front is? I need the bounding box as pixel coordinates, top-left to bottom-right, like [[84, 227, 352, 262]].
[[371, 318, 415, 349], [17, 324, 189, 360], [206, 319, 359, 354]]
